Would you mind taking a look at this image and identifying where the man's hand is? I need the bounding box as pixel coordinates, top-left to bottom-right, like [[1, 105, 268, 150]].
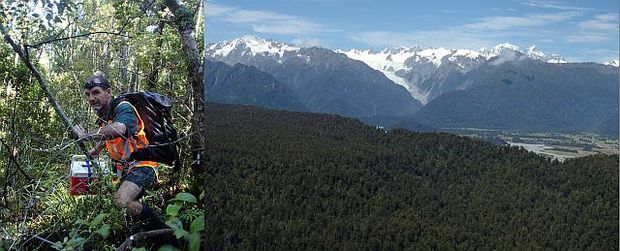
[[72, 123, 125, 142], [88, 148, 100, 156], [72, 125, 88, 141]]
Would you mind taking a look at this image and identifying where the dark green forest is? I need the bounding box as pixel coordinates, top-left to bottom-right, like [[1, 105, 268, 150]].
[[204, 103, 618, 250]]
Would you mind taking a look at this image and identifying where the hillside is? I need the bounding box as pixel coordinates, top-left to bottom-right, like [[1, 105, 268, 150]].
[[204, 60, 306, 111], [204, 103, 618, 249], [409, 60, 619, 137]]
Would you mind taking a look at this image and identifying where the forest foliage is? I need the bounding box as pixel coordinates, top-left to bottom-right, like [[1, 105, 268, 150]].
[[0, 0, 617, 250], [204, 103, 618, 250], [0, 0, 204, 249]]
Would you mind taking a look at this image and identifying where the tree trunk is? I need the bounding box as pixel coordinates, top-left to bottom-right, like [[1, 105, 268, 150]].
[[163, 0, 205, 192], [195, 0, 203, 38], [119, 36, 129, 92], [146, 7, 166, 91]]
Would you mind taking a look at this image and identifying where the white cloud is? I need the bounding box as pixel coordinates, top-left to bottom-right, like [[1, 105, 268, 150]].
[[577, 13, 619, 30], [464, 12, 582, 31], [292, 37, 324, 47], [594, 13, 619, 22], [349, 10, 588, 50], [253, 20, 327, 35], [205, 2, 335, 35], [205, 2, 235, 17], [570, 48, 620, 63], [349, 30, 495, 50], [584, 48, 617, 55], [539, 38, 555, 43], [521, 0, 591, 11], [223, 10, 292, 23], [566, 33, 612, 43]]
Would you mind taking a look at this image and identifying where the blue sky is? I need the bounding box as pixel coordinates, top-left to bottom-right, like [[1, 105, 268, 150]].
[[204, 0, 619, 63]]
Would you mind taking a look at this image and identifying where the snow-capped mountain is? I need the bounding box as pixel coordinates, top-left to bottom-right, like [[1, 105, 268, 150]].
[[206, 36, 423, 119], [208, 35, 300, 58], [204, 36, 618, 136], [338, 46, 490, 103], [409, 58, 618, 137], [525, 45, 567, 64], [604, 59, 619, 67], [482, 43, 522, 59], [339, 43, 568, 104], [207, 35, 612, 108]]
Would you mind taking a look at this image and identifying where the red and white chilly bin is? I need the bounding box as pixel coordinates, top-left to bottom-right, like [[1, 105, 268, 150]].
[[69, 155, 108, 195]]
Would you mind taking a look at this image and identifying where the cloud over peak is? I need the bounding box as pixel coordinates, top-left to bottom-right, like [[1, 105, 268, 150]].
[[464, 11, 583, 31], [206, 2, 336, 35], [577, 13, 619, 31], [521, 0, 591, 11]]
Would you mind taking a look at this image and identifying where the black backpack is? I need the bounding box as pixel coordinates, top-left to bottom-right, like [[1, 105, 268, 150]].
[[109, 92, 179, 166]]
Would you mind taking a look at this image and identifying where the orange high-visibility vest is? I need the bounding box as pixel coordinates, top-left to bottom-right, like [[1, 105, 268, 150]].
[[104, 101, 158, 168]]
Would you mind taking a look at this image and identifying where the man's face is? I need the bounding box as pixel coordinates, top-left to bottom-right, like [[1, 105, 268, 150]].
[[84, 86, 112, 112]]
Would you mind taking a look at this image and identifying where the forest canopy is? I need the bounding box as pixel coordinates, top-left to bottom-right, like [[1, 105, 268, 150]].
[[204, 103, 618, 250]]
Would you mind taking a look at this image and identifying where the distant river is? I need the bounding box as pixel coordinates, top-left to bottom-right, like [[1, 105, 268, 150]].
[[506, 142, 573, 161]]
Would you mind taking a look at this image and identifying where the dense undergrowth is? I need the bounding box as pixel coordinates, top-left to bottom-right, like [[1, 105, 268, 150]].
[[1, 158, 203, 250]]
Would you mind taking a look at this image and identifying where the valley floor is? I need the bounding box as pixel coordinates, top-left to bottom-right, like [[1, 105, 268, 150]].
[[445, 128, 619, 161]]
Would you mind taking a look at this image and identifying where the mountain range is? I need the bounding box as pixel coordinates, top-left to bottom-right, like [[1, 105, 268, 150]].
[[206, 36, 422, 118], [404, 59, 619, 136], [338, 43, 568, 104], [204, 35, 619, 137], [204, 60, 306, 112]]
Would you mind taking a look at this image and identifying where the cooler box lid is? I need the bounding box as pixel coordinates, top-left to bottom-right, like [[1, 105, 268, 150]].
[[70, 155, 109, 178]]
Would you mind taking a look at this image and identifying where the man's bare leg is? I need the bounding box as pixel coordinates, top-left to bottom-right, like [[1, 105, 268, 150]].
[[115, 181, 143, 216], [114, 172, 178, 247]]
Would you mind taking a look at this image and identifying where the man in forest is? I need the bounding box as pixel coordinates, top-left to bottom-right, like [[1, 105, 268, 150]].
[[72, 74, 176, 246]]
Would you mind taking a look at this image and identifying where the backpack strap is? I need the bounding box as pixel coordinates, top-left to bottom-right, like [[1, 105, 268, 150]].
[[116, 100, 148, 147], [107, 96, 123, 122]]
